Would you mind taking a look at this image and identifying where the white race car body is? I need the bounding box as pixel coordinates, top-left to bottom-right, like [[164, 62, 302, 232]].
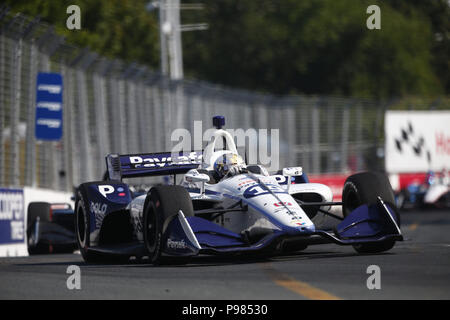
[[184, 174, 333, 236]]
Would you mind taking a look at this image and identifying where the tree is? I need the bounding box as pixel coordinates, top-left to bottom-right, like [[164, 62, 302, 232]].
[[5, 0, 447, 98], [5, 0, 160, 66], [182, 0, 443, 98]]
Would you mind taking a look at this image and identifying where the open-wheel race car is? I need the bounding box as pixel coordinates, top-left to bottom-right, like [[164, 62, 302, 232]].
[[74, 116, 402, 264]]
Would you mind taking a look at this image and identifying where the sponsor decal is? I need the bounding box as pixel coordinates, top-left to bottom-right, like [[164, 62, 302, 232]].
[[385, 111, 450, 173], [37, 102, 62, 111], [243, 184, 285, 199], [238, 179, 254, 186], [90, 202, 107, 228], [0, 189, 24, 244], [98, 185, 114, 198], [129, 152, 202, 168], [37, 84, 62, 94], [273, 201, 292, 207], [131, 216, 143, 234], [167, 238, 186, 249], [36, 118, 61, 128], [35, 72, 63, 141], [90, 202, 107, 215]]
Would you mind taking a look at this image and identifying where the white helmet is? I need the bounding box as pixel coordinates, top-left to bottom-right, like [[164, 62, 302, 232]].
[[213, 153, 245, 179]]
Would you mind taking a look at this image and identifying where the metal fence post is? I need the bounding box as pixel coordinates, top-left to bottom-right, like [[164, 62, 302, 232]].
[[66, 66, 80, 187], [311, 101, 320, 174], [60, 62, 72, 191], [126, 74, 139, 153], [356, 103, 363, 171], [340, 104, 350, 173], [0, 33, 5, 186], [24, 38, 38, 187], [151, 82, 164, 151], [76, 67, 92, 182], [92, 60, 111, 174], [9, 35, 22, 187]]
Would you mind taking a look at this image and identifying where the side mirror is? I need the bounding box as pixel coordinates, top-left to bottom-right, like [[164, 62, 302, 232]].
[[282, 167, 302, 192], [185, 170, 210, 184], [282, 167, 302, 177], [185, 170, 210, 195]]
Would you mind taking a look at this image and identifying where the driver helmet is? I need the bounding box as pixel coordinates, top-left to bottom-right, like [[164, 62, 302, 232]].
[[426, 170, 435, 185], [213, 153, 245, 179]]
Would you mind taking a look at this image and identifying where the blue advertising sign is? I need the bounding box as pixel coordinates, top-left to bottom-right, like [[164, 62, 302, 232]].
[[35, 72, 63, 140], [0, 188, 24, 245]]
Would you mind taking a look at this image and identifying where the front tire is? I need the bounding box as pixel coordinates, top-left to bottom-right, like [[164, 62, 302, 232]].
[[143, 185, 194, 265], [342, 172, 400, 254], [75, 184, 129, 264]]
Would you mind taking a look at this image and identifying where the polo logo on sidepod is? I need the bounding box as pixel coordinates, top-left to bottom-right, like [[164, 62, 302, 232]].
[[98, 185, 114, 198]]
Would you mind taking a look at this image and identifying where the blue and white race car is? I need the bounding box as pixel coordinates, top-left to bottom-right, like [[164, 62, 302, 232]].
[[75, 117, 402, 264]]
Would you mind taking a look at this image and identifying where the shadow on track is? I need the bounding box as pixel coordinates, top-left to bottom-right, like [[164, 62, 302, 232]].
[[14, 247, 394, 269]]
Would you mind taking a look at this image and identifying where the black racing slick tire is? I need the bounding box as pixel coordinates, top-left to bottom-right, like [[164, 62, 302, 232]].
[[27, 202, 51, 254], [342, 172, 400, 254], [143, 185, 194, 265], [27, 202, 51, 229], [75, 183, 129, 264]]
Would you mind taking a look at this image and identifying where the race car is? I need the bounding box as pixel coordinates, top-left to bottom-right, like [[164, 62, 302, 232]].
[[395, 170, 450, 209], [423, 170, 450, 207], [74, 116, 402, 264], [27, 202, 77, 254]]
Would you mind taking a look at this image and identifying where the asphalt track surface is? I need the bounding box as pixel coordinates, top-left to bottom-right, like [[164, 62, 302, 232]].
[[1, 209, 449, 300]]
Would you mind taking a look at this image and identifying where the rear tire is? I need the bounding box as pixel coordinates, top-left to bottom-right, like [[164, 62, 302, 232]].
[[143, 185, 194, 265], [342, 172, 400, 254]]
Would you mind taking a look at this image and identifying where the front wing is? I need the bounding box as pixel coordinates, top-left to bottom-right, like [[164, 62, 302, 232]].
[[162, 197, 403, 257]]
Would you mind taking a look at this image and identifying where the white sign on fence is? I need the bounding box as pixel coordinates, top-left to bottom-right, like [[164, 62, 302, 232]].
[[0, 188, 27, 257], [385, 111, 450, 173]]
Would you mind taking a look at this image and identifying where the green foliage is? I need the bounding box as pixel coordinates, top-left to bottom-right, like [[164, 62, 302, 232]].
[[183, 0, 445, 98], [5, 0, 160, 66], [5, 0, 448, 98]]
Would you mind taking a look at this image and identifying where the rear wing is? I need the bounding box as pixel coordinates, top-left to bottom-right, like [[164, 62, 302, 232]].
[[106, 151, 203, 180]]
